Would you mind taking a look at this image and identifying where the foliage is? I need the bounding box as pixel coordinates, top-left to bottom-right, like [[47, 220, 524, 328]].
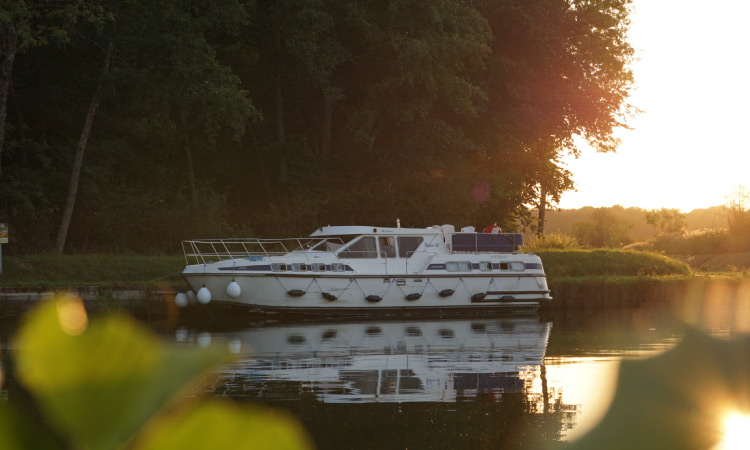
[[645, 208, 685, 234], [0, 295, 312, 450], [726, 184, 750, 238], [627, 227, 750, 258], [571, 208, 634, 248], [524, 232, 581, 251], [0, 0, 636, 253]]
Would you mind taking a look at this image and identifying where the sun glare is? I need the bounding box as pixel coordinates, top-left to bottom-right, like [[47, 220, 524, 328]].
[[717, 412, 750, 450]]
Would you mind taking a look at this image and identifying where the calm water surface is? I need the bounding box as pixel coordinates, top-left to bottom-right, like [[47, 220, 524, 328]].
[[158, 298, 744, 450], [2, 295, 747, 450]]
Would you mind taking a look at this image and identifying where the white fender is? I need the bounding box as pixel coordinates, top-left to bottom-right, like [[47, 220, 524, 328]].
[[174, 292, 189, 308], [226, 280, 241, 298], [197, 286, 212, 304]]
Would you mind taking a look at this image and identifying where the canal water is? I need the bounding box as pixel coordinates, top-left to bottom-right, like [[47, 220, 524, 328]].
[[160, 294, 747, 450], [2, 292, 749, 449]]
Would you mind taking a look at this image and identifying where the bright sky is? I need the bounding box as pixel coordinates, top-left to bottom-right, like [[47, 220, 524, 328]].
[[557, 0, 750, 212]]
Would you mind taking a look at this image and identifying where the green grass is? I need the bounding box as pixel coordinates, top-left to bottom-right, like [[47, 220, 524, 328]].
[[0, 254, 185, 288], [0, 249, 692, 288], [535, 249, 691, 277]]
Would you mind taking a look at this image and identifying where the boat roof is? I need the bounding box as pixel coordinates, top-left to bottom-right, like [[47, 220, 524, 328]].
[[309, 225, 442, 237]]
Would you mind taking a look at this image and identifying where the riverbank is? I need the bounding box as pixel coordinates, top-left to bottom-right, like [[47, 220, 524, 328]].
[[0, 254, 185, 287], [0, 249, 690, 287], [1, 251, 742, 317]]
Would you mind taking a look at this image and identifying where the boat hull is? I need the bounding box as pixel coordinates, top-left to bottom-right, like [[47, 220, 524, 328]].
[[182, 272, 551, 315]]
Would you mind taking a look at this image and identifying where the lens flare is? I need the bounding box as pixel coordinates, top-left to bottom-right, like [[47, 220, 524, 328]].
[[56, 295, 88, 336], [471, 182, 491, 203], [717, 412, 750, 450]]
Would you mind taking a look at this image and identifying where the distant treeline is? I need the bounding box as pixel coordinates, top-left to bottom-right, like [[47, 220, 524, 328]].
[[542, 205, 728, 242], [536, 204, 750, 262], [0, 0, 635, 254]]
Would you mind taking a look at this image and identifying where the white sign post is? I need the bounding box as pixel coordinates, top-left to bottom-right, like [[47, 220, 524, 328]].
[[0, 223, 7, 275]]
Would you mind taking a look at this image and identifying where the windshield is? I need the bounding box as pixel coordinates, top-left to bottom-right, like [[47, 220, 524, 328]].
[[298, 235, 353, 252]]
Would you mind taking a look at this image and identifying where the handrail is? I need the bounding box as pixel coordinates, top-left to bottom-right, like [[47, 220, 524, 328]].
[[182, 237, 348, 265]]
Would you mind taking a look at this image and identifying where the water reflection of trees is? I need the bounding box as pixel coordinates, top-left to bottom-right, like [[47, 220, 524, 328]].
[[216, 386, 572, 450]]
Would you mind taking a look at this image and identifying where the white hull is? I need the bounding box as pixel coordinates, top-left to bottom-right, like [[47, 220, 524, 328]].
[[183, 272, 549, 313], [180, 225, 552, 314]]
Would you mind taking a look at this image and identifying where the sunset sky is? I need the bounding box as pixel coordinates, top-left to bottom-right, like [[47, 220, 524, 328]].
[[557, 0, 750, 212]]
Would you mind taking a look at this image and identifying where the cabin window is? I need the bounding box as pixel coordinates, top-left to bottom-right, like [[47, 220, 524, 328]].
[[499, 263, 509, 270], [339, 236, 377, 258], [378, 236, 396, 258], [330, 263, 345, 272], [446, 261, 472, 272], [511, 262, 525, 271], [292, 263, 307, 272], [398, 237, 424, 258], [312, 263, 326, 272], [479, 261, 492, 272], [271, 263, 288, 272]]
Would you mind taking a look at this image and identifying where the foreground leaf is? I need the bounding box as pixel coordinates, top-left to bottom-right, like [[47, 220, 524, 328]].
[[0, 403, 63, 450], [134, 399, 313, 450], [14, 295, 228, 450], [565, 327, 750, 450]]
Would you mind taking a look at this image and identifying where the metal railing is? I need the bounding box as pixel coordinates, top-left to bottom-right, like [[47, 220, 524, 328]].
[[181, 237, 347, 265]]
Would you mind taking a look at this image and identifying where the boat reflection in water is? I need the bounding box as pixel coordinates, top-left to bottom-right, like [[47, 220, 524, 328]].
[[175, 316, 552, 404]]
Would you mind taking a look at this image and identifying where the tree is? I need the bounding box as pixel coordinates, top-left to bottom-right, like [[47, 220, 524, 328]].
[[0, 1, 100, 182], [54, 0, 256, 252], [572, 208, 633, 248], [55, 0, 118, 254], [726, 185, 750, 238], [645, 208, 686, 234], [471, 0, 635, 215]]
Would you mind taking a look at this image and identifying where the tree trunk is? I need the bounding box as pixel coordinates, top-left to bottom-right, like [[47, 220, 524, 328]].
[[0, 22, 18, 183], [321, 91, 333, 158], [273, 32, 288, 183], [181, 110, 197, 205], [10, 83, 26, 168], [55, 6, 117, 253], [537, 185, 547, 238], [248, 126, 273, 198], [274, 72, 288, 183]]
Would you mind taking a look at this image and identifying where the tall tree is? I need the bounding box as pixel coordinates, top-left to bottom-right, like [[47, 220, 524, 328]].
[[55, 0, 118, 253], [0, 1, 96, 182]]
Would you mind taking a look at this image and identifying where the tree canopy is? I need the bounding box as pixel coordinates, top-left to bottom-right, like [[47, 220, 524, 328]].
[[0, 0, 635, 253]]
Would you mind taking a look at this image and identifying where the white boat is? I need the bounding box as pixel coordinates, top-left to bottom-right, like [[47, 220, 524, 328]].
[[178, 223, 552, 315]]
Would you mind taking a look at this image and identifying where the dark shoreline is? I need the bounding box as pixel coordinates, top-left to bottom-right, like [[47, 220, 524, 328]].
[[2, 275, 747, 320]]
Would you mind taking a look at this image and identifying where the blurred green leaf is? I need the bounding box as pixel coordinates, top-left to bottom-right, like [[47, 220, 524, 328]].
[[14, 295, 228, 450], [565, 328, 750, 450], [0, 403, 63, 450], [133, 399, 313, 450]]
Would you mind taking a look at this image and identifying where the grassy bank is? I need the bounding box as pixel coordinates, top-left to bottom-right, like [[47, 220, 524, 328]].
[[0, 250, 692, 288], [535, 249, 691, 277], [0, 254, 185, 288]]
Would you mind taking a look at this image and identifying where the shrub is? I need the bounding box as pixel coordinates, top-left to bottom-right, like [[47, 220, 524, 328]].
[[525, 233, 580, 251]]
